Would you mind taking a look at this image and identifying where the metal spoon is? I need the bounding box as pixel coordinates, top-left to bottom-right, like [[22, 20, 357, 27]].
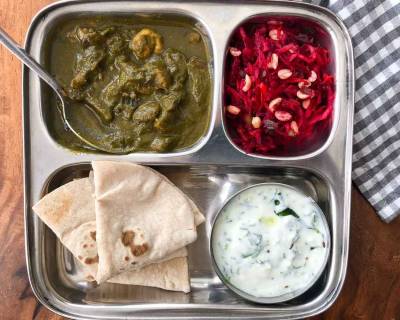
[[0, 26, 110, 152]]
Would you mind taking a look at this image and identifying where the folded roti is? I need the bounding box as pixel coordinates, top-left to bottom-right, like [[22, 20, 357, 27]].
[[88, 170, 204, 227], [33, 178, 99, 277], [92, 161, 201, 283], [109, 257, 190, 292], [33, 178, 190, 291], [144, 167, 205, 226], [33, 170, 203, 291]]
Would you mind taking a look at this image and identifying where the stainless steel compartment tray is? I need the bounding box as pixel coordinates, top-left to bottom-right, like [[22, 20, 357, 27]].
[[33, 164, 335, 320], [23, 1, 354, 319]]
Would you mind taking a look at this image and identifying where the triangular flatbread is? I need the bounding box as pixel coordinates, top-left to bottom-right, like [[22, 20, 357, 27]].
[[109, 256, 190, 292], [92, 161, 200, 283], [33, 178, 99, 277], [33, 163, 204, 292]]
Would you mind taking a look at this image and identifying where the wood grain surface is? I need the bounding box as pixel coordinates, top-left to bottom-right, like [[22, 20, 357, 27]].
[[0, 1, 399, 319]]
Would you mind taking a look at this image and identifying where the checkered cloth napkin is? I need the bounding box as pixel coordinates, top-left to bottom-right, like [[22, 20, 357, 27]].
[[310, 0, 400, 222]]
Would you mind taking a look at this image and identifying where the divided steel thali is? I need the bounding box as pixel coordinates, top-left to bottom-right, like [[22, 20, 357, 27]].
[[22, 1, 354, 319]]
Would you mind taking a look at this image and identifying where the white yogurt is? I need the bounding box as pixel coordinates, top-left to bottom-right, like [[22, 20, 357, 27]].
[[212, 184, 329, 299]]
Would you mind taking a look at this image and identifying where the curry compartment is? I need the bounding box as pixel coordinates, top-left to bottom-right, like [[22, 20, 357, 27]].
[[41, 12, 215, 155], [23, 1, 354, 319]]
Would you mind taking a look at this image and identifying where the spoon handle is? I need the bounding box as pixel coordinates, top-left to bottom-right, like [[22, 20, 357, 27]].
[[0, 26, 63, 95]]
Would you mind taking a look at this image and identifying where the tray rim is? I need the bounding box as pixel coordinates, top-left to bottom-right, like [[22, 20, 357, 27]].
[[22, 0, 355, 319]]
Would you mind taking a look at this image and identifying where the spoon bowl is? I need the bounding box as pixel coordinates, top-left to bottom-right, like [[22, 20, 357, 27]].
[[0, 26, 116, 153]]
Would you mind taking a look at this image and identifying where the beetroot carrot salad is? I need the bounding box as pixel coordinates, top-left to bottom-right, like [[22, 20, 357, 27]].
[[224, 19, 335, 156]]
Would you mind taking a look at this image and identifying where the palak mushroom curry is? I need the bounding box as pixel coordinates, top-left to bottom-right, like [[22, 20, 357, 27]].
[[45, 16, 212, 153]]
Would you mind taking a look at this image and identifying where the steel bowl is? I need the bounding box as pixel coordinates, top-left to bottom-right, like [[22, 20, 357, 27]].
[[210, 182, 331, 304]]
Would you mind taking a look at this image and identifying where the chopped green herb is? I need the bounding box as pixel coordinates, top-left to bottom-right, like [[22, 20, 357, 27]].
[[275, 207, 299, 218], [241, 247, 263, 259], [274, 199, 280, 205], [241, 235, 263, 259], [289, 232, 300, 249], [241, 252, 254, 259], [311, 214, 321, 233]]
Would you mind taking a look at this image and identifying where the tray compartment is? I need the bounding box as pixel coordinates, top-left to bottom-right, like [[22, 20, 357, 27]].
[[34, 163, 333, 317], [221, 14, 339, 160], [39, 11, 216, 156]]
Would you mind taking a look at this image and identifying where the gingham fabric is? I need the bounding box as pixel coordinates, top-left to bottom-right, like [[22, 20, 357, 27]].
[[311, 0, 400, 222]]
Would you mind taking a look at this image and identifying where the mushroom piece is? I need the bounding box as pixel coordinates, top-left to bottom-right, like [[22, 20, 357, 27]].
[[131, 28, 163, 59]]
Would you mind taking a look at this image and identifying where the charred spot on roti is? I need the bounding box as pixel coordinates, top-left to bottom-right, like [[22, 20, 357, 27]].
[[121, 230, 149, 257], [124, 256, 129, 261], [121, 230, 135, 246], [132, 243, 149, 256], [78, 255, 83, 260], [90, 231, 96, 241], [84, 255, 99, 265], [83, 244, 88, 248]]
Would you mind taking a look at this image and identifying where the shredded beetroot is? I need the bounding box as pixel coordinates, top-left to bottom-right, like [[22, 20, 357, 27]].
[[224, 18, 335, 156]]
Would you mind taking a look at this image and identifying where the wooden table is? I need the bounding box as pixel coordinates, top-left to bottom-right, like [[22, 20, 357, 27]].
[[1, 1, 399, 319]]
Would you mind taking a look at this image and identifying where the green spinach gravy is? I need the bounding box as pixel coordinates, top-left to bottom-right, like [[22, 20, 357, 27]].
[[45, 16, 212, 153]]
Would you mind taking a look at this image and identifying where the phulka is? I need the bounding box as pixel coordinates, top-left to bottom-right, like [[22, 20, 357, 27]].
[[33, 162, 204, 291], [92, 161, 201, 283]]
